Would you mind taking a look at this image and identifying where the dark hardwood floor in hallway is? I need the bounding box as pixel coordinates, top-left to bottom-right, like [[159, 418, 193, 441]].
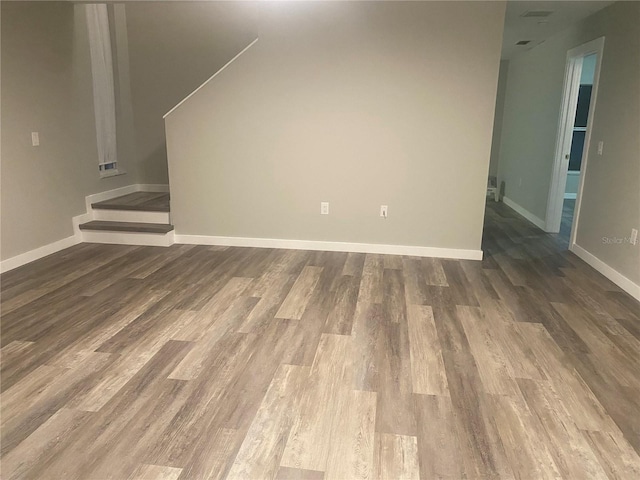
[[1, 201, 639, 479]]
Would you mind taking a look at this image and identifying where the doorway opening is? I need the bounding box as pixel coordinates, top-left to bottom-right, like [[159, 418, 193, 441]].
[[545, 37, 605, 249], [561, 53, 596, 241]]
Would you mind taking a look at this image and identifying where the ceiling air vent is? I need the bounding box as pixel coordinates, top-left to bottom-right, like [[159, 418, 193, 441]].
[[522, 11, 553, 18], [516, 40, 531, 46]]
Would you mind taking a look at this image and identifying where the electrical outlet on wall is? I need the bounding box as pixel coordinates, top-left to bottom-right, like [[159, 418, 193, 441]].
[[320, 202, 329, 215], [631, 228, 638, 246], [31, 132, 40, 147]]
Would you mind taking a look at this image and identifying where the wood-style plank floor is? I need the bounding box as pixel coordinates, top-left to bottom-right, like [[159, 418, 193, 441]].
[[1, 201, 639, 479], [92, 192, 170, 212], [559, 198, 576, 248]]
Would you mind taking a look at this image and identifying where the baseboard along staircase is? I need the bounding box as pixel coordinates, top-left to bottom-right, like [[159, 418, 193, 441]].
[[79, 192, 174, 246]]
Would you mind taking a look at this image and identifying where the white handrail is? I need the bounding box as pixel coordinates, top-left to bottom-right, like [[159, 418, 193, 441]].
[[163, 37, 259, 119]]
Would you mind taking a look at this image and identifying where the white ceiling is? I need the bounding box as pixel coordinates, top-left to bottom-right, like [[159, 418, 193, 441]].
[[502, 1, 614, 59]]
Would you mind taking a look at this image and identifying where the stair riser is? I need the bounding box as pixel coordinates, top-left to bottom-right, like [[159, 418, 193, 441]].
[[92, 209, 170, 224], [81, 230, 174, 247]]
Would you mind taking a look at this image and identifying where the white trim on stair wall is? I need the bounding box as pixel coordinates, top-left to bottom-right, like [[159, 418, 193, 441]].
[[0, 184, 170, 273], [82, 230, 175, 247], [174, 234, 484, 261], [163, 38, 259, 119]]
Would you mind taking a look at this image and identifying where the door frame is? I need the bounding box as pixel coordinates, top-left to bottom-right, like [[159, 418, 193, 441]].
[[545, 36, 605, 248]]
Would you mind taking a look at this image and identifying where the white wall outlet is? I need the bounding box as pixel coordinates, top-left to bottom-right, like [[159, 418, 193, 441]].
[[597, 141, 604, 155], [31, 132, 40, 147], [380, 205, 388, 218], [320, 202, 329, 215], [631, 228, 638, 246]]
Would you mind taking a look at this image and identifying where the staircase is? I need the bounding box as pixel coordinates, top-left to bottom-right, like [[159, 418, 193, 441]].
[[79, 192, 174, 246]]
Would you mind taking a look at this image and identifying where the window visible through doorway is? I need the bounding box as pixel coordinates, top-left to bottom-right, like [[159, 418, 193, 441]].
[[568, 84, 593, 171], [567, 53, 596, 173]]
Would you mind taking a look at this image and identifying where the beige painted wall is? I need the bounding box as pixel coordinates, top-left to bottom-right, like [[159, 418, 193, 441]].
[[166, 1, 506, 251], [497, 1, 640, 284], [574, 1, 640, 284], [488, 60, 509, 177], [1, 2, 138, 260], [124, 1, 259, 184], [497, 40, 566, 219]]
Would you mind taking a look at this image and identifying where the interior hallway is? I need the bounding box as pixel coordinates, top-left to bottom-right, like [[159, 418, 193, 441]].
[[1, 201, 639, 479]]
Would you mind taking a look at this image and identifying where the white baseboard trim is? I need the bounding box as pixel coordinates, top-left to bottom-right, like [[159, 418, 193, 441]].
[[564, 193, 577, 200], [174, 234, 483, 260], [82, 230, 175, 247], [0, 235, 80, 274], [503, 196, 546, 230], [570, 243, 640, 301]]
